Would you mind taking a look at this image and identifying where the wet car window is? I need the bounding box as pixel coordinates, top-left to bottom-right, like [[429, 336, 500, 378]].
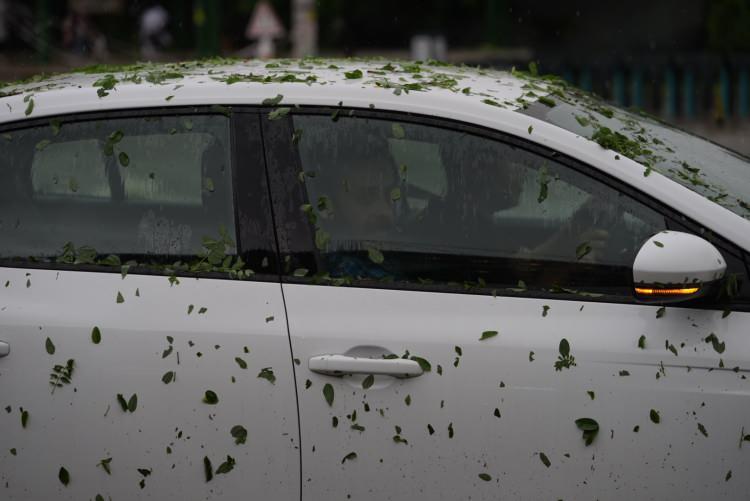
[[292, 114, 667, 296]]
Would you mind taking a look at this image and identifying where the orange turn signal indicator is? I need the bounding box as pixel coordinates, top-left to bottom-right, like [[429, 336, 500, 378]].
[[634, 287, 700, 296]]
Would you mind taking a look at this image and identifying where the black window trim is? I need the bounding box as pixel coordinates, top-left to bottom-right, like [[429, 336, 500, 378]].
[[0, 105, 281, 283], [264, 105, 750, 311]]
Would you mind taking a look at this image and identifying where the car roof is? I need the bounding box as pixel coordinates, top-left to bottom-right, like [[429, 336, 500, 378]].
[[2, 57, 749, 251]]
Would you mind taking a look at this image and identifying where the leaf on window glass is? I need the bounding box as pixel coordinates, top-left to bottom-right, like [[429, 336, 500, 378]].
[[391, 123, 405, 139], [203, 390, 219, 404], [367, 247, 384, 264], [575, 242, 592, 261], [230, 425, 248, 444], [45, 337, 55, 355], [234, 357, 247, 369], [118, 151, 130, 167], [262, 94, 284, 106], [323, 383, 334, 406], [91, 326, 102, 344], [68, 178, 79, 193], [362, 374, 374, 389], [315, 229, 330, 250], [58, 466, 70, 486], [539, 452, 551, 468], [292, 268, 309, 277], [649, 409, 660, 424], [35, 139, 51, 151], [478, 473, 492, 481], [479, 330, 498, 341], [390, 187, 401, 201], [182, 119, 193, 130], [537, 166, 550, 203], [204, 177, 215, 192], [268, 107, 291, 121], [257, 367, 276, 384], [292, 128, 303, 145]]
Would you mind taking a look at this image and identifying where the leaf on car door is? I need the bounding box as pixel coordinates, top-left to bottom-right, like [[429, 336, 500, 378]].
[[575, 241, 592, 261], [542, 305, 550, 317], [215, 455, 235, 475], [97, 457, 112, 475], [698, 423, 708, 437], [127, 394, 138, 412], [704, 333, 726, 354], [409, 356, 431, 372], [116, 394, 128, 412], [575, 417, 599, 446], [341, 452, 357, 464], [116, 291, 124, 304], [362, 374, 374, 389], [478, 473, 492, 481], [203, 456, 213, 482], [58, 466, 70, 486], [230, 425, 247, 445], [539, 452, 551, 468], [234, 357, 247, 369], [257, 367, 276, 384], [649, 409, 660, 424], [323, 383, 334, 406], [203, 390, 219, 404], [91, 326, 102, 344], [656, 306, 666, 318], [161, 371, 175, 384], [45, 337, 55, 355], [479, 330, 498, 341], [20, 409, 28, 428], [637, 335, 646, 349]]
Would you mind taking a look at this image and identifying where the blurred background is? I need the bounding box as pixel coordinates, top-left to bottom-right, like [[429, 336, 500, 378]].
[[1, 0, 749, 154]]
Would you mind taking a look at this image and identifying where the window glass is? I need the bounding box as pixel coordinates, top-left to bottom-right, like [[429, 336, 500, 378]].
[[0, 114, 235, 260], [292, 114, 667, 296]]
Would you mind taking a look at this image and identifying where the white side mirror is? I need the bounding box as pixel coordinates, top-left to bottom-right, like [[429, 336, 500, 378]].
[[632, 230, 726, 303]]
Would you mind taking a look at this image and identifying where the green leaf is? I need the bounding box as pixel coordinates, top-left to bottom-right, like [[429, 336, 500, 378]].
[[726, 470, 732, 482], [314, 229, 330, 250], [653, 240, 664, 248], [58, 466, 70, 486], [619, 370, 630, 376], [698, 422, 708, 437], [35, 139, 51, 151], [161, 371, 175, 384], [367, 247, 384, 264], [390, 187, 401, 201], [656, 306, 666, 318], [391, 123, 405, 139], [649, 409, 660, 424], [705, 333, 726, 354], [542, 305, 550, 317], [203, 456, 213, 482], [404, 394, 411, 406], [91, 326, 101, 344], [261, 94, 283, 106], [257, 367, 276, 384], [575, 417, 600, 446], [234, 357, 247, 369], [576, 242, 592, 260], [198, 307, 207, 314], [292, 268, 309, 277], [116, 291, 124, 304], [586, 390, 595, 400], [323, 383, 334, 406], [230, 425, 248, 445], [362, 374, 374, 389], [127, 393, 138, 412], [344, 69, 363, 79], [45, 337, 55, 355], [268, 107, 291, 121], [538, 96, 556, 107], [118, 151, 129, 167], [97, 457, 112, 475], [479, 330, 498, 341], [341, 452, 357, 463], [638, 335, 646, 349], [116, 394, 128, 411], [203, 390, 219, 404], [528, 125, 533, 134], [21, 409, 28, 428], [204, 177, 215, 192], [215, 455, 235, 474], [478, 473, 492, 481], [559, 338, 570, 357], [410, 356, 431, 372], [539, 452, 551, 468], [24, 98, 34, 116]]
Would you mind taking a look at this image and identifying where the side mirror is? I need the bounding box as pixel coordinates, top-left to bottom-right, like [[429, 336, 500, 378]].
[[632, 230, 726, 304]]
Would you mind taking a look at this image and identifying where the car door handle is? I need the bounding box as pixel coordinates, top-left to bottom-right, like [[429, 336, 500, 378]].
[[0, 341, 9, 358], [308, 354, 423, 378]]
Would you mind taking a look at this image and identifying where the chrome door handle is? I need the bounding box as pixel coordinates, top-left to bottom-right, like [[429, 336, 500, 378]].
[[0, 341, 9, 358], [309, 354, 423, 378]]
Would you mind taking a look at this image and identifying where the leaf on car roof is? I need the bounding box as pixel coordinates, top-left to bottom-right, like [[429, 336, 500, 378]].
[[262, 94, 283, 106], [480, 330, 498, 341]]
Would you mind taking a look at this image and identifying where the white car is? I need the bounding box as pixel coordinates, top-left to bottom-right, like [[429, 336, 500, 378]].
[[1, 58, 749, 500]]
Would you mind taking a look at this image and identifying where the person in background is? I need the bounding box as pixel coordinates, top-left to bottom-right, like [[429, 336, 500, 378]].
[[139, 2, 171, 59]]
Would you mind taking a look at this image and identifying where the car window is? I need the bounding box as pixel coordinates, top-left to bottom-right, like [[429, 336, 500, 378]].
[[0, 113, 235, 261], [291, 113, 667, 297]]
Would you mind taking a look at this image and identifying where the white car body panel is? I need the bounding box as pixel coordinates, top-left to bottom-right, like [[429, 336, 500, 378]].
[[0, 269, 299, 500], [285, 284, 750, 500]]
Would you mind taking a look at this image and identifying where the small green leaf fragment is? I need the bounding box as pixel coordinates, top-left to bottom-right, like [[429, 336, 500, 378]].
[[323, 383, 334, 406], [344, 69, 363, 79], [116, 291, 124, 304], [656, 306, 666, 318], [24, 98, 34, 116], [341, 452, 357, 464], [539, 452, 551, 468], [261, 94, 283, 106], [116, 394, 128, 411], [649, 409, 660, 424], [410, 356, 431, 372], [586, 390, 595, 400], [234, 357, 247, 369], [391, 123, 405, 139], [203, 390, 219, 404], [698, 422, 708, 437], [362, 374, 374, 389], [268, 107, 291, 121], [91, 326, 102, 344], [230, 425, 248, 445], [118, 151, 129, 167], [203, 456, 213, 482], [127, 394, 137, 412], [638, 335, 646, 349], [45, 337, 55, 355], [653, 240, 664, 248], [367, 247, 384, 264], [478, 473, 492, 481], [257, 367, 276, 384], [479, 330, 498, 341], [161, 371, 175, 384], [21, 409, 28, 428], [58, 466, 70, 486]]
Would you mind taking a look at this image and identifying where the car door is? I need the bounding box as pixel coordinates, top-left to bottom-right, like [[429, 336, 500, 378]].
[[263, 107, 750, 500], [0, 109, 300, 500]]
